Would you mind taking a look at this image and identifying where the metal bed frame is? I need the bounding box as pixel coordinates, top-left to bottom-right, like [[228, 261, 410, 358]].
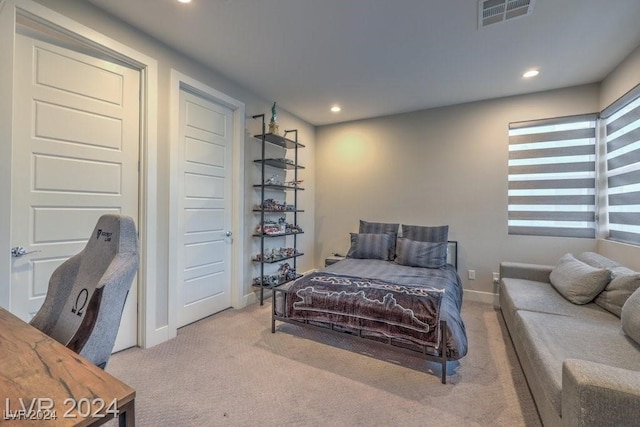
[[271, 241, 458, 384]]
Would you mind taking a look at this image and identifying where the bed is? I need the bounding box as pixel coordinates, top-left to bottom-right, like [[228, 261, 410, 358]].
[[271, 221, 468, 384]]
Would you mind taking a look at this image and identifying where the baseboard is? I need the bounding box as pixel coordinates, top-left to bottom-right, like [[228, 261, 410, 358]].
[[464, 289, 499, 307], [142, 324, 175, 349], [241, 292, 258, 307], [242, 269, 318, 308]]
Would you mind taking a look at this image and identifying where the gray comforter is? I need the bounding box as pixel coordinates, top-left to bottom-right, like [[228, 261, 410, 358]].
[[280, 258, 468, 359]]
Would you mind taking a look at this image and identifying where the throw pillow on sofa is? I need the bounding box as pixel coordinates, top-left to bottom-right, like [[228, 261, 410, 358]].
[[576, 252, 640, 317], [576, 251, 620, 269], [595, 267, 640, 317], [621, 286, 640, 345], [549, 254, 612, 304]]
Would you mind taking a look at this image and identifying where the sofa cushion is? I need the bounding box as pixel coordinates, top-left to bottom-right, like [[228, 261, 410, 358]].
[[576, 252, 621, 269], [517, 310, 640, 417], [501, 277, 612, 321], [574, 252, 640, 317], [549, 254, 611, 304], [595, 267, 640, 317], [622, 287, 640, 346]]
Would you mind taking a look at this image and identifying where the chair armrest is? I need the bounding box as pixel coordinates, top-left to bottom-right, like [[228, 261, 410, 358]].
[[562, 359, 640, 427], [499, 261, 553, 283]]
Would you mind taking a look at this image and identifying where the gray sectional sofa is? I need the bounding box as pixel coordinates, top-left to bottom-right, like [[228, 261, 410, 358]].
[[499, 252, 640, 426]]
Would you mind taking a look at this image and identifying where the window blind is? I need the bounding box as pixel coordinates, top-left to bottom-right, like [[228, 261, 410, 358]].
[[508, 114, 598, 238], [603, 95, 640, 245]]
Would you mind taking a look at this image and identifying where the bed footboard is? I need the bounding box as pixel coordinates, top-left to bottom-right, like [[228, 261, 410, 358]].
[[272, 287, 450, 384]]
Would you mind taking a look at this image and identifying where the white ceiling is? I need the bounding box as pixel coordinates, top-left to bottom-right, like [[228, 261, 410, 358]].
[[86, 0, 640, 126]]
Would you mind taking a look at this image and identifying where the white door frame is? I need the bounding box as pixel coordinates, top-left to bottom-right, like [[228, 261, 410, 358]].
[[169, 69, 245, 337], [0, 0, 165, 348]]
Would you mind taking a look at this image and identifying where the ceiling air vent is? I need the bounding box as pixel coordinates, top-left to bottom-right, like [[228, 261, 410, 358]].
[[478, 0, 535, 28]]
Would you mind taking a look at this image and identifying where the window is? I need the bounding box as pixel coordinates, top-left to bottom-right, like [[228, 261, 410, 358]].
[[602, 92, 640, 245], [508, 114, 598, 238]]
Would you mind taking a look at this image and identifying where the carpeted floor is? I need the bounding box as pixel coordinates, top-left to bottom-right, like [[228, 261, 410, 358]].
[[106, 300, 541, 426]]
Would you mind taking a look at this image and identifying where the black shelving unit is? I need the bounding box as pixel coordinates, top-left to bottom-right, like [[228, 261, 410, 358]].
[[252, 114, 305, 305]]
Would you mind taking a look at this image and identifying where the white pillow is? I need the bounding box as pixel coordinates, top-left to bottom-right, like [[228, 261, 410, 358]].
[[549, 254, 611, 305]]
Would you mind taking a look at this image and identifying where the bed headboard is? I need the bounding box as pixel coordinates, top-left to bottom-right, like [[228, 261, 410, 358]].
[[447, 241, 458, 271]]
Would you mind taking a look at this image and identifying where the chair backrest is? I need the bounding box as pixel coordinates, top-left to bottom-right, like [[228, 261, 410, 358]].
[[30, 214, 139, 367]]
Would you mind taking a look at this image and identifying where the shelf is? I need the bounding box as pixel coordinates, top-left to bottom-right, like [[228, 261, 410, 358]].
[[253, 231, 304, 238], [252, 116, 303, 306], [253, 184, 305, 191], [253, 209, 305, 213], [254, 159, 305, 170], [254, 133, 305, 149], [252, 274, 303, 288], [252, 253, 304, 264]]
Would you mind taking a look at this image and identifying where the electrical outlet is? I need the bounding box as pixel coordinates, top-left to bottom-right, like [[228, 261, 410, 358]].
[[493, 272, 500, 284], [468, 270, 476, 280]]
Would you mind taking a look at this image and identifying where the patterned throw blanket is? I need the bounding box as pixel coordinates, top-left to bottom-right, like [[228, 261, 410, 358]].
[[284, 272, 444, 348]]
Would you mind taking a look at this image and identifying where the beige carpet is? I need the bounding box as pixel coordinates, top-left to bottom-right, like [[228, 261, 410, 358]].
[[106, 300, 541, 426]]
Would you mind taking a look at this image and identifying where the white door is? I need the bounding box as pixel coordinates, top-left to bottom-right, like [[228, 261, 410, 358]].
[[177, 89, 233, 327], [10, 34, 140, 351]]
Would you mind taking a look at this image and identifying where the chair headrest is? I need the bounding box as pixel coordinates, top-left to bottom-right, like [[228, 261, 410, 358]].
[[84, 214, 138, 259]]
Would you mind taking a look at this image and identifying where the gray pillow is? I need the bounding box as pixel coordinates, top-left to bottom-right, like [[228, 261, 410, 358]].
[[359, 220, 399, 259], [621, 287, 640, 346], [594, 267, 640, 317], [575, 252, 640, 317], [395, 238, 447, 269], [575, 252, 621, 269], [359, 220, 399, 235], [401, 224, 448, 243], [346, 233, 393, 261], [549, 254, 611, 305]]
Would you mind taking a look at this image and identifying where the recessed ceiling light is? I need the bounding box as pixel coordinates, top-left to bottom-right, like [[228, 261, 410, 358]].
[[330, 105, 341, 113], [177, 0, 191, 3], [522, 69, 539, 78]]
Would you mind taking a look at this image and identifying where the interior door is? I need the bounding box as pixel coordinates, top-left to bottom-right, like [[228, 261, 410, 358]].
[[10, 34, 140, 351], [177, 89, 233, 327]]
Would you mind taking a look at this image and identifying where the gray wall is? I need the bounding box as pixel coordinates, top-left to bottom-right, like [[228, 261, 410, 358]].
[[30, 0, 316, 326], [316, 43, 640, 295], [315, 84, 602, 299]]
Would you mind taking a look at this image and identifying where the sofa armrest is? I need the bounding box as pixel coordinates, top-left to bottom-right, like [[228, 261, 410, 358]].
[[499, 261, 553, 283], [562, 359, 640, 427]]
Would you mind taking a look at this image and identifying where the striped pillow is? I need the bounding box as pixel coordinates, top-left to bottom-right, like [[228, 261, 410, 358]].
[[395, 238, 447, 268], [346, 233, 394, 261], [359, 220, 399, 235], [401, 224, 449, 243], [359, 220, 399, 259]]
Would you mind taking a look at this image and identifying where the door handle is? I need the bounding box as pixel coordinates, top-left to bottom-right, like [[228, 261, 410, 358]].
[[11, 246, 40, 257], [225, 231, 233, 237]]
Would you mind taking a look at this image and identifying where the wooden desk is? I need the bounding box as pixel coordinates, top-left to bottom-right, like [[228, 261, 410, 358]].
[[0, 308, 135, 426]]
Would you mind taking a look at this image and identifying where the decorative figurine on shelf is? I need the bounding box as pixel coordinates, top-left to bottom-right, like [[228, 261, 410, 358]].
[[268, 101, 279, 135], [265, 175, 282, 186], [286, 179, 304, 188]]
